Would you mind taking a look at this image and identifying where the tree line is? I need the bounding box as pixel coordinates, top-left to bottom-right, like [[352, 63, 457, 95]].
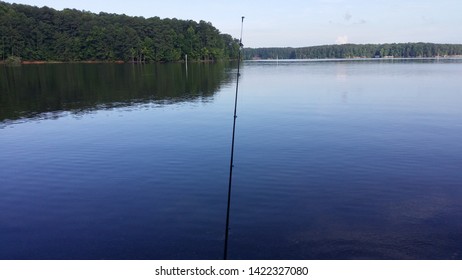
[[0, 1, 240, 62], [244, 43, 462, 60]]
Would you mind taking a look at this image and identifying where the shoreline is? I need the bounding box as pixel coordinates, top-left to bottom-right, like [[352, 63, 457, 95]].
[[247, 56, 462, 61], [21, 60, 126, 65], [0, 59, 234, 65], [1, 56, 461, 65]]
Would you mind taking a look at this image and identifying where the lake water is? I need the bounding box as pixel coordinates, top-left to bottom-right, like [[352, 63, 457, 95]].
[[1, 60, 462, 260]]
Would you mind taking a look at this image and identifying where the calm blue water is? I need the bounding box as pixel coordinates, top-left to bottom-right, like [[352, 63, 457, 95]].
[[1, 60, 462, 259]]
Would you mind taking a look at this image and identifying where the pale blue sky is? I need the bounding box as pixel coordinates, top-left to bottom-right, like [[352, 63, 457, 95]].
[[4, 0, 462, 47]]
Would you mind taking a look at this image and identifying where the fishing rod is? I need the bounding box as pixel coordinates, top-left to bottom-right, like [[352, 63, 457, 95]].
[[224, 16, 245, 260]]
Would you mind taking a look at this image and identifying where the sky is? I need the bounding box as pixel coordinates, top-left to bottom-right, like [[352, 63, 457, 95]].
[[4, 0, 462, 48]]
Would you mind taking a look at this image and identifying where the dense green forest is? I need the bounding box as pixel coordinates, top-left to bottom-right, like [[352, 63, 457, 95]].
[[2, 2, 461, 63], [0, 1, 240, 62], [244, 43, 462, 60]]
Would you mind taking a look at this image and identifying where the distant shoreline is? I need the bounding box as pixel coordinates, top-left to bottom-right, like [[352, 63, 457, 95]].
[[244, 43, 462, 60], [246, 56, 462, 61]]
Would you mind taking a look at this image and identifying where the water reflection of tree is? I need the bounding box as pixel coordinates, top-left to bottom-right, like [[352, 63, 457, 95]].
[[0, 62, 235, 122]]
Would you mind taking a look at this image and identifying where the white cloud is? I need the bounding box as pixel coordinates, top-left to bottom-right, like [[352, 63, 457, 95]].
[[335, 35, 348, 44]]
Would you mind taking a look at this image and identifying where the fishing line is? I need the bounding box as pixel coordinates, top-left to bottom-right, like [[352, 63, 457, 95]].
[[224, 16, 245, 260]]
